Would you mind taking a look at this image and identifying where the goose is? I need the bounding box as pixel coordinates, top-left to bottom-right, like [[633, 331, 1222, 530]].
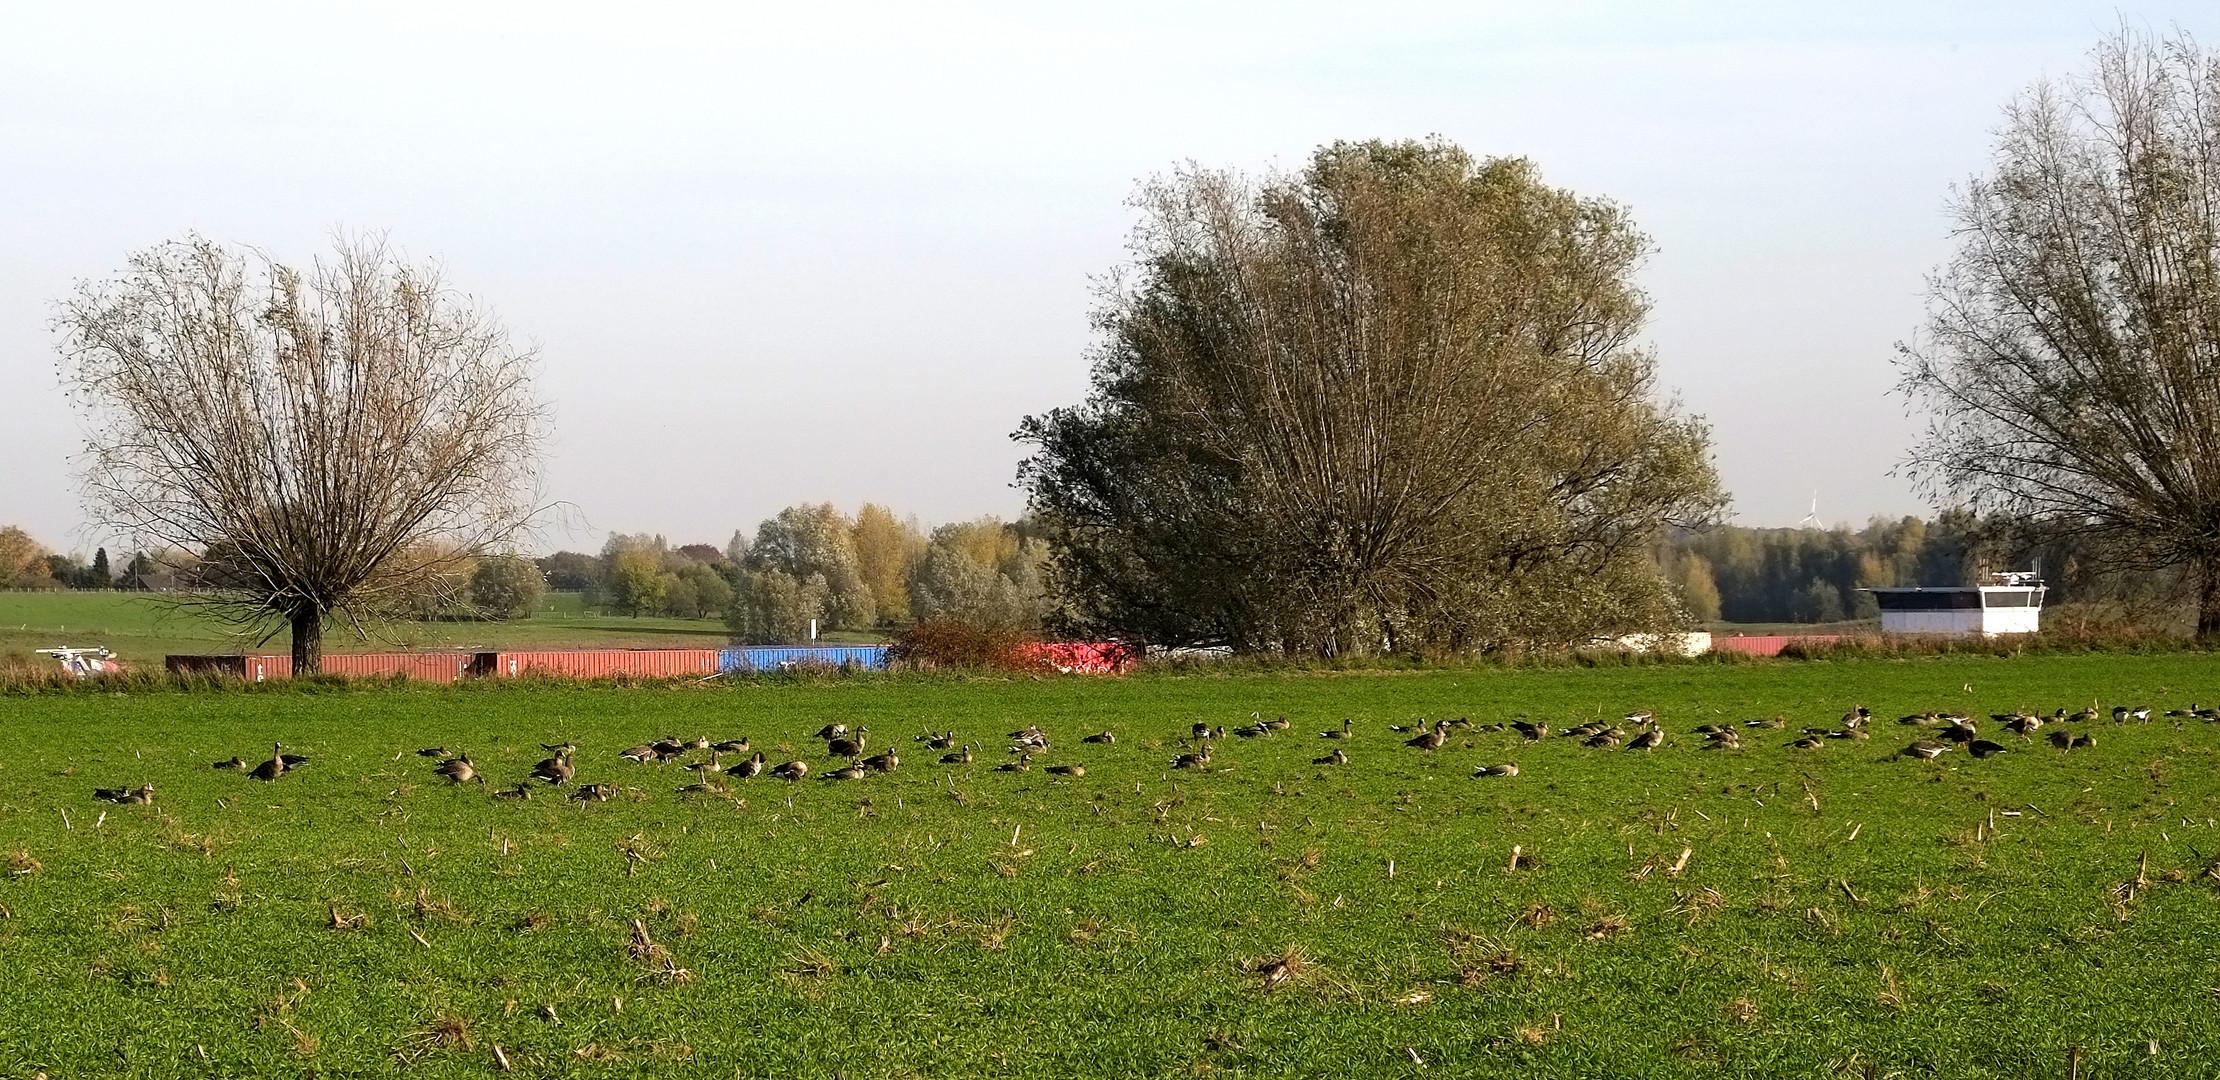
[[1968, 740, 2009, 758], [711, 738, 751, 754], [1190, 722, 1215, 740], [1826, 728, 1870, 741], [2067, 705, 2100, 724], [1788, 736, 1825, 750], [1899, 712, 1939, 725], [540, 742, 577, 756], [1319, 718, 1353, 740], [571, 783, 615, 802], [415, 747, 448, 757], [1624, 710, 1655, 724], [493, 783, 534, 800], [1704, 732, 1740, 750], [1171, 745, 1212, 770], [827, 728, 870, 759], [1234, 724, 1269, 738], [619, 744, 659, 763], [1264, 715, 1292, 732], [249, 743, 289, 782], [433, 755, 479, 784], [1447, 717, 1474, 730], [93, 784, 154, 804], [1474, 764, 1519, 778], [939, 745, 975, 765], [1405, 720, 1448, 752], [993, 753, 1033, 773], [1625, 728, 1665, 751], [1940, 720, 1978, 744], [211, 757, 246, 770], [1510, 721, 1550, 741], [533, 752, 578, 785], [1584, 731, 1623, 749], [1010, 732, 1051, 752], [1902, 740, 1952, 759], [1081, 731, 1117, 745], [821, 763, 868, 781], [730, 752, 766, 780], [676, 780, 726, 797], [680, 751, 725, 775], [1007, 724, 1046, 741], [2004, 714, 2043, 737], [1841, 706, 1871, 727], [921, 731, 958, 750], [1313, 748, 1348, 766], [649, 737, 690, 760], [1745, 716, 1786, 730], [2165, 704, 2198, 718], [1692, 724, 1728, 736], [1045, 764, 1085, 777], [861, 750, 900, 773], [2048, 730, 2095, 750], [686, 736, 712, 751], [2129, 705, 2152, 722], [2110, 706, 2130, 723], [771, 760, 810, 782], [814, 723, 849, 740]]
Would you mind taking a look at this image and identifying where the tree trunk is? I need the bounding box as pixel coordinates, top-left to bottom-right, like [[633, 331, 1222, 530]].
[[2197, 556, 2220, 640], [292, 607, 323, 675]]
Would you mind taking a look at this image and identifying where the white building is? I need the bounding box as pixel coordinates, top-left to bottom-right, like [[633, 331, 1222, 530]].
[[1865, 573, 2046, 638]]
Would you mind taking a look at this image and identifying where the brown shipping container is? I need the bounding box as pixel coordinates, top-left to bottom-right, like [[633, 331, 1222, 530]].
[[163, 654, 294, 680], [488, 649, 718, 679], [318, 652, 481, 683]]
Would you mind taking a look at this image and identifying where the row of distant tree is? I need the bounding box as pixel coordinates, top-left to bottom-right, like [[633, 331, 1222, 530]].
[[534, 504, 1050, 643], [0, 527, 162, 591], [1662, 513, 2178, 625]]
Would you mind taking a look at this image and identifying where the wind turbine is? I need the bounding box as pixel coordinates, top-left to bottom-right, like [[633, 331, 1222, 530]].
[[1798, 492, 1824, 530]]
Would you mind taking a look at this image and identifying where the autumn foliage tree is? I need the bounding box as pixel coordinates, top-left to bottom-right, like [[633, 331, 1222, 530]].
[[1020, 140, 1723, 654]]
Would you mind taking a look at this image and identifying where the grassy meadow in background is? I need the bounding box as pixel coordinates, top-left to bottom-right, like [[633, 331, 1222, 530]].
[[2, 654, 2219, 1077], [0, 591, 900, 670]]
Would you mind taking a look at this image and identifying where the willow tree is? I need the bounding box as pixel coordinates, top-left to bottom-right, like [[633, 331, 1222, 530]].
[[59, 235, 547, 672], [1898, 29, 2220, 634], [1018, 139, 1724, 654]]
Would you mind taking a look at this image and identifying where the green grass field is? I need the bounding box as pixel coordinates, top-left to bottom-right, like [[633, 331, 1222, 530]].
[[3, 654, 2219, 1077], [0, 592, 860, 669]]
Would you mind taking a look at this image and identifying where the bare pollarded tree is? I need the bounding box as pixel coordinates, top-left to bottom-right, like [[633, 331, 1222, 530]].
[[1898, 28, 2220, 634], [59, 234, 548, 672]]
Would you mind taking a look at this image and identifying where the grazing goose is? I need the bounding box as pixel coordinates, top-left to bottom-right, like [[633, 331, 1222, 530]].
[[1625, 728, 1665, 752], [1045, 764, 1085, 777], [993, 753, 1032, 773], [249, 743, 290, 782], [1081, 731, 1117, 745], [1968, 740, 2009, 758], [1474, 764, 1519, 778], [1841, 706, 1871, 728], [1170, 745, 1212, 770], [2004, 714, 2043, 737], [771, 760, 810, 782], [2129, 705, 2152, 722], [433, 754, 479, 784], [93, 784, 154, 804], [827, 728, 870, 759], [814, 723, 849, 740], [939, 744, 975, 765], [861, 750, 900, 773], [2048, 730, 2095, 750], [648, 737, 690, 761], [1313, 748, 1348, 766], [1190, 722, 1215, 740], [1940, 720, 1978, 744], [680, 751, 725, 775], [729, 752, 766, 780], [571, 783, 615, 802], [1405, 720, 1448, 752], [2110, 706, 2130, 723], [212, 757, 246, 771], [1902, 740, 1952, 760], [1319, 718, 1353, 740], [1511, 720, 1550, 741], [619, 744, 659, 763]]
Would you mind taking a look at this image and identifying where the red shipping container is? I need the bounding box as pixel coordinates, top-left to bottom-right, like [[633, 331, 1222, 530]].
[[318, 652, 481, 683], [1710, 634, 1845, 658], [487, 649, 718, 679]]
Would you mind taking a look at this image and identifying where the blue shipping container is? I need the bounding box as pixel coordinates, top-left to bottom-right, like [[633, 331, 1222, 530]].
[[719, 646, 892, 673]]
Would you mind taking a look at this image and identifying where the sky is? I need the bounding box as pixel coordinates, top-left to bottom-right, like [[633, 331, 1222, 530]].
[[2, 1, 2212, 556]]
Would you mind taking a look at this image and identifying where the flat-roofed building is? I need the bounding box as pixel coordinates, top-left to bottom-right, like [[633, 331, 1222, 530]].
[[1863, 573, 2045, 638]]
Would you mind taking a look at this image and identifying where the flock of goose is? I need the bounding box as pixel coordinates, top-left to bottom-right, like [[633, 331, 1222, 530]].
[[88, 700, 2208, 807]]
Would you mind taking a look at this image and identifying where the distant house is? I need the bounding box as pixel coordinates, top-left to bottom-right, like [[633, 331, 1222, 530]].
[[1864, 573, 2045, 637]]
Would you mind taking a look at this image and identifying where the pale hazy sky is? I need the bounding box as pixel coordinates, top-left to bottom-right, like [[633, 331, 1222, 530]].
[[3, 1, 2211, 555]]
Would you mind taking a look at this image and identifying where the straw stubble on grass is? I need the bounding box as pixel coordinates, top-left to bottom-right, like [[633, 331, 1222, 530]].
[[1, 654, 2218, 1076]]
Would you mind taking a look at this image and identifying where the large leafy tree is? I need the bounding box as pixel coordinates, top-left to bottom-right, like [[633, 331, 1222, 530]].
[[1019, 139, 1723, 654], [1898, 29, 2220, 633], [59, 235, 547, 671]]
